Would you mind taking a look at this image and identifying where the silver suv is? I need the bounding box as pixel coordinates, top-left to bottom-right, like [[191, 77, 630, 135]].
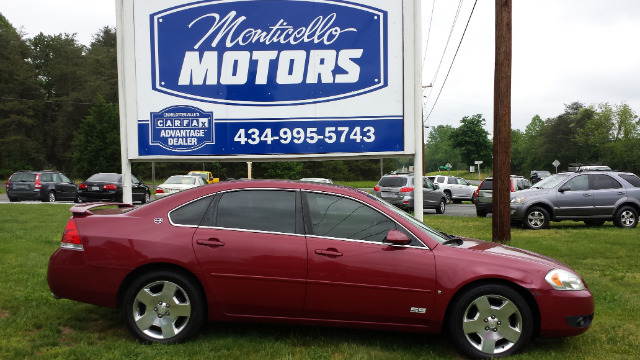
[[428, 175, 476, 203], [510, 171, 640, 229], [374, 174, 447, 213]]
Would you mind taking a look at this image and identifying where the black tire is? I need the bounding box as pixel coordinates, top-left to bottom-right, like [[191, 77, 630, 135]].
[[8, 197, 19, 202], [476, 209, 488, 218], [444, 191, 452, 204], [584, 219, 605, 227], [44, 191, 56, 203], [613, 206, 638, 228], [447, 284, 534, 359], [524, 207, 550, 230], [122, 270, 206, 343], [436, 198, 446, 214], [142, 191, 151, 204]]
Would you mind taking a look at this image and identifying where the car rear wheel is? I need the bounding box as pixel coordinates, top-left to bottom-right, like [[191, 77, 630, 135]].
[[524, 207, 549, 230], [436, 198, 446, 214], [476, 209, 488, 218], [46, 191, 56, 203], [448, 284, 534, 359], [123, 270, 205, 343], [613, 206, 638, 228]]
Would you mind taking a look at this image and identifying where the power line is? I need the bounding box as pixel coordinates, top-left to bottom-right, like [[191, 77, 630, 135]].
[[421, 0, 436, 72], [424, 0, 478, 125]]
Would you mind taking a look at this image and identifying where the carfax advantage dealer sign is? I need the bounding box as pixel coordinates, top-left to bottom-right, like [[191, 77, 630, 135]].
[[117, 0, 420, 160]]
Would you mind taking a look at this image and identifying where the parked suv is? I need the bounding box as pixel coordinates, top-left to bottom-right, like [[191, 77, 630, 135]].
[[6, 170, 78, 203], [373, 174, 446, 213], [510, 171, 640, 229], [473, 176, 532, 217], [428, 175, 476, 203]]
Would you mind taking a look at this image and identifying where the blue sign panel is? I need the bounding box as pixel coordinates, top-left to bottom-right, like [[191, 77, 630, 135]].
[[150, 0, 387, 105], [138, 115, 403, 156]]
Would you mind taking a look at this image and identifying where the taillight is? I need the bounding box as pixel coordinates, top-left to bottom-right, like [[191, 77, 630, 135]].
[[5, 174, 12, 190], [61, 218, 83, 251], [473, 189, 479, 197], [373, 186, 380, 191], [34, 174, 42, 189], [511, 180, 515, 192], [400, 187, 414, 193], [79, 183, 87, 190], [156, 187, 164, 194], [104, 184, 117, 190]]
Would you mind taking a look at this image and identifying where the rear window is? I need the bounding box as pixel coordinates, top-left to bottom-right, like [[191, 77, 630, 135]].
[[479, 179, 493, 190], [619, 174, 640, 187], [11, 173, 36, 182], [87, 173, 121, 182], [378, 176, 408, 187]]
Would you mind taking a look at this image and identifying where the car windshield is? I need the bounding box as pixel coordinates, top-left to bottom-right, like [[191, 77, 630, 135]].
[[378, 176, 408, 187], [366, 193, 448, 245], [533, 174, 569, 188], [165, 176, 196, 185]]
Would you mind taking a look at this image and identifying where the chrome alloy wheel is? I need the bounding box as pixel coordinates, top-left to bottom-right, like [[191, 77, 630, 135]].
[[526, 210, 546, 228], [461, 294, 523, 355], [619, 209, 636, 227], [132, 280, 192, 340]]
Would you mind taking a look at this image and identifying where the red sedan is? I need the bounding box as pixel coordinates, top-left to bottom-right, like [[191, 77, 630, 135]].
[[48, 180, 593, 359]]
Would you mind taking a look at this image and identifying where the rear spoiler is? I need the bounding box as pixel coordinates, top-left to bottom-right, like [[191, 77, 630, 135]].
[[69, 202, 136, 216]]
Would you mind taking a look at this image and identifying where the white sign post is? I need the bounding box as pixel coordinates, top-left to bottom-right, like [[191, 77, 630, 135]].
[[552, 159, 561, 173], [475, 160, 483, 181], [116, 0, 421, 208]]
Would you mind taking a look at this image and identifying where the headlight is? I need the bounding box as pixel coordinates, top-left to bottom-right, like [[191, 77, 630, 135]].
[[545, 269, 585, 291], [510, 196, 526, 204]]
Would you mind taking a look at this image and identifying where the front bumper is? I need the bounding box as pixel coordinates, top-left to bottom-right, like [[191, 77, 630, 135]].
[[535, 288, 594, 337], [510, 204, 527, 220]]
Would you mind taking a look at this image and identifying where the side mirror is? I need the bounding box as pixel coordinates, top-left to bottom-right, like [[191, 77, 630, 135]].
[[433, 183, 439, 190], [559, 185, 570, 192], [385, 229, 412, 245]]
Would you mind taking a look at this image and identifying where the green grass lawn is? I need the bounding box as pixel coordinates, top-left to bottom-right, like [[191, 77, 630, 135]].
[[1, 204, 639, 359]]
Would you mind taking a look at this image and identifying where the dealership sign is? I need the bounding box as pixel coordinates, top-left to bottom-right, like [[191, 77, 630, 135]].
[[117, 0, 419, 160]]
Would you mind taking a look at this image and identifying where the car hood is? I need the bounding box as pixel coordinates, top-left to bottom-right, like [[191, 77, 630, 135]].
[[511, 187, 553, 199], [454, 237, 569, 269]]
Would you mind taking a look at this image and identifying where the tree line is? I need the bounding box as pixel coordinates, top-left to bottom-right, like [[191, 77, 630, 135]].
[[2, 13, 638, 182], [426, 102, 640, 176]]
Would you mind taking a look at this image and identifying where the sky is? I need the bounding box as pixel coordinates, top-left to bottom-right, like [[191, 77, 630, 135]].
[[2, 0, 639, 134]]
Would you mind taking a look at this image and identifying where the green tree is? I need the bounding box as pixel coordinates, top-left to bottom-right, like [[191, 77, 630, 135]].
[[448, 114, 492, 168], [71, 96, 120, 178], [256, 162, 303, 179], [84, 27, 118, 103], [425, 125, 462, 172], [0, 14, 44, 176]]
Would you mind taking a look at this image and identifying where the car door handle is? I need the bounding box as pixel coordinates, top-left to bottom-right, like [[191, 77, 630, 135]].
[[618, 192, 625, 195], [314, 249, 343, 257], [196, 238, 225, 247], [583, 194, 592, 197]]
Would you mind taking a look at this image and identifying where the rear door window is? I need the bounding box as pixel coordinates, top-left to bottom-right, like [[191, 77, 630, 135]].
[[215, 190, 297, 234], [590, 174, 622, 190]]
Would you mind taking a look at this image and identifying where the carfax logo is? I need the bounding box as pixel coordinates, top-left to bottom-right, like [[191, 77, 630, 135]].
[[150, 105, 214, 151], [151, 0, 387, 105]]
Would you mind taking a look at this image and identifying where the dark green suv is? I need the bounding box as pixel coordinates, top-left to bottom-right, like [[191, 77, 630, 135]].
[[6, 170, 78, 203]]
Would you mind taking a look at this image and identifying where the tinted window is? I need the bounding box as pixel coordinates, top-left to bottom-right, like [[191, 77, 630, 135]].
[[424, 178, 435, 190], [41, 173, 54, 182], [448, 177, 456, 184], [564, 175, 588, 191], [590, 174, 621, 190], [13, 173, 36, 182], [170, 196, 214, 226], [216, 190, 296, 233], [378, 176, 408, 187], [305, 192, 399, 243], [479, 179, 493, 190], [60, 174, 71, 183], [456, 178, 469, 185], [88, 173, 121, 182], [620, 174, 640, 187]]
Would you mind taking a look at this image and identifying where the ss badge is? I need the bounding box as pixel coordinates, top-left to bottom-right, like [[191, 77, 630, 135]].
[[410, 307, 426, 314]]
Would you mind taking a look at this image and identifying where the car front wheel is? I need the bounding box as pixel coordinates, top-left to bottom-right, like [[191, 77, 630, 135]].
[[613, 206, 638, 228], [524, 207, 549, 230], [45, 191, 56, 203], [448, 284, 534, 359], [436, 198, 446, 214], [123, 270, 205, 343]]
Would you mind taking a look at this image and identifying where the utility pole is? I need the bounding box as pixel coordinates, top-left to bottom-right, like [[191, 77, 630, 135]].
[[493, 0, 512, 244]]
